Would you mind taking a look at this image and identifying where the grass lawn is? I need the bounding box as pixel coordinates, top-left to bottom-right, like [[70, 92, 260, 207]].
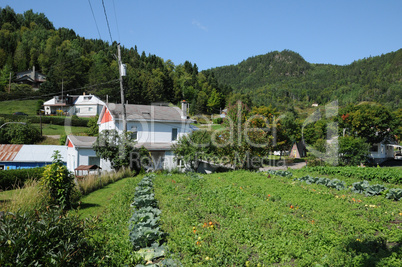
[[0, 100, 39, 115], [74, 176, 140, 219], [154, 170, 402, 266], [32, 123, 89, 136]]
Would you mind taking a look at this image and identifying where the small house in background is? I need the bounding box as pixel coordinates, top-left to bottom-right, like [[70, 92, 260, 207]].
[[311, 103, 319, 107], [43, 93, 106, 117], [369, 141, 401, 164], [0, 144, 66, 170], [289, 141, 307, 159], [15, 66, 46, 90]]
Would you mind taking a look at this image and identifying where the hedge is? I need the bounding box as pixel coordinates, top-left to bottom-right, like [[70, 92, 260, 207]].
[[0, 167, 45, 190], [0, 114, 90, 127]]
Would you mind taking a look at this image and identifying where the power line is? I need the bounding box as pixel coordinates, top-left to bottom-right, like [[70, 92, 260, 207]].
[[0, 79, 120, 103], [102, 0, 113, 43], [112, 0, 121, 43], [88, 0, 102, 40]]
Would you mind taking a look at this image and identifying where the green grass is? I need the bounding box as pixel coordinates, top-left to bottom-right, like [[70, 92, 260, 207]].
[[74, 176, 139, 219], [32, 123, 89, 136], [0, 100, 40, 115], [154, 171, 402, 266], [70, 175, 143, 265]]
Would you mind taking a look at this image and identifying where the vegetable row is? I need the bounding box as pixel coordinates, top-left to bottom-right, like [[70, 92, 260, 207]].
[[264, 169, 402, 201]]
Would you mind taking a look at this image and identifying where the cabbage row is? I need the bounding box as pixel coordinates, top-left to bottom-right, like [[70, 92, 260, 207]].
[[264, 170, 402, 201], [307, 166, 402, 184], [129, 174, 181, 267]]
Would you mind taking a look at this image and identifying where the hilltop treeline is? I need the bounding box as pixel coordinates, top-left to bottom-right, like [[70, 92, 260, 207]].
[[0, 6, 229, 114], [210, 49, 402, 110]]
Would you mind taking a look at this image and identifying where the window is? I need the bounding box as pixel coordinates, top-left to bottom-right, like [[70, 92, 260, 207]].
[[88, 107, 93, 111], [172, 128, 178, 141], [88, 157, 100, 166], [131, 126, 138, 140], [0, 165, 4, 171], [370, 145, 378, 152]]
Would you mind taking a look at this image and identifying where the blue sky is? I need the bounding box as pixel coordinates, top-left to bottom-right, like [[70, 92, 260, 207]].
[[2, 0, 401, 70]]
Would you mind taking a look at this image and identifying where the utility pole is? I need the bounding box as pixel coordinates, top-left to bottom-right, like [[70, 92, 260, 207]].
[[117, 43, 127, 132], [8, 72, 11, 93]]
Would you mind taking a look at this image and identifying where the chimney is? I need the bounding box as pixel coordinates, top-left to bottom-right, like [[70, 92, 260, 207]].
[[181, 100, 188, 119]]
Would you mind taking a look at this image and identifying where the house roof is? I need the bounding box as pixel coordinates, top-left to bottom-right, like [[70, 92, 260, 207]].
[[0, 144, 66, 162], [0, 144, 23, 161], [74, 95, 106, 106], [67, 135, 97, 148], [105, 103, 190, 122]]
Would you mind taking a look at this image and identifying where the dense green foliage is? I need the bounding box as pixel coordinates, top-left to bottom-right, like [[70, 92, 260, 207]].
[[154, 170, 402, 266], [0, 167, 44, 190], [211, 49, 402, 110], [0, 207, 100, 266], [0, 121, 42, 144], [0, 6, 228, 114]]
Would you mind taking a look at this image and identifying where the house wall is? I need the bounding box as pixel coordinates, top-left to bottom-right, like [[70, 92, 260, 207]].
[[0, 162, 55, 170], [101, 119, 191, 143], [67, 146, 99, 172], [75, 104, 101, 117]]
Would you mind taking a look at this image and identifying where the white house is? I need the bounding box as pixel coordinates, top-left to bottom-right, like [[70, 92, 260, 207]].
[[369, 142, 400, 164], [66, 101, 194, 173], [98, 101, 194, 170], [66, 135, 101, 173], [43, 94, 106, 117]]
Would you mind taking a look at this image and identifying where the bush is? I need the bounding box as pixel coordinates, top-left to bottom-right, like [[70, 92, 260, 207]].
[[39, 151, 75, 208], [0, 207, 101, 266], [213, 117, 223, 124], [0, 167, 45, 190]]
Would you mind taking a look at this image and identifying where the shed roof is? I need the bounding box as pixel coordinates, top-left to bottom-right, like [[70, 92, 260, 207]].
[[0, 144, 23, 161], [0, 145, 66, 162], [67, 135, 97, 148], [75, 164, 101, 171], [14, 145, 67, 162]]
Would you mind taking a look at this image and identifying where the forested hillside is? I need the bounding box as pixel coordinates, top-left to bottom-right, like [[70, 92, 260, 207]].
[[0, 6, 230, 114], [210, 49, 402, 110]]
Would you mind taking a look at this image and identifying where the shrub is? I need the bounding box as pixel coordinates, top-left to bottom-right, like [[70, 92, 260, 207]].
[[213, 117, 223, 124], [0, 207, 100, 266], [39, 151, 75, 208]]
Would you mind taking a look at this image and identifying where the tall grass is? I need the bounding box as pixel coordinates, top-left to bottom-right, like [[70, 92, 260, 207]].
[[0, 179, 49, 213], [76, 168, 134, 195], [0, 169, 135, 213]]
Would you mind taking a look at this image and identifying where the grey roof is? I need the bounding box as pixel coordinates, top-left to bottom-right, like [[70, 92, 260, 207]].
[[13, 145, 67, 162], [68, 135, 97, 148], [107, 104, 190, 122]]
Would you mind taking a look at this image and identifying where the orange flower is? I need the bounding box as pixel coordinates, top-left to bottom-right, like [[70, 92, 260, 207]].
[[209, 221, 213, 225], [290, 205, 294, 209]]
